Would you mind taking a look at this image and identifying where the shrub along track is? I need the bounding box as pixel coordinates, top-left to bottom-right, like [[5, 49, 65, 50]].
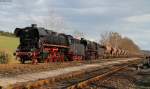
[[7, 58, 141, 89]]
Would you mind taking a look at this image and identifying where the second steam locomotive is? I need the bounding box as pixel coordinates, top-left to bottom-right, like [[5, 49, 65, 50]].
[[14, 24, 130, 64]]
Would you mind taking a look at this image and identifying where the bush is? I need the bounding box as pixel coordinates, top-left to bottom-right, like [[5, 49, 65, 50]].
[[0, 51, 9, 64], [0, 30, 15, 37]]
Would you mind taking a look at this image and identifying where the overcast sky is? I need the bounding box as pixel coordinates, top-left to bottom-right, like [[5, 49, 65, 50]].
[[0, 0, 150, 50]]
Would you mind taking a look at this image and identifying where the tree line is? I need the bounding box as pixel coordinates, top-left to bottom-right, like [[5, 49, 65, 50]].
[[0, 30, 15, 37], [100, 32, 140, 53]]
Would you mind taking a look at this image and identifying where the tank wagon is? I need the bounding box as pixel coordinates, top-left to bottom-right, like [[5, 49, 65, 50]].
[[14, 24, 132, 64]]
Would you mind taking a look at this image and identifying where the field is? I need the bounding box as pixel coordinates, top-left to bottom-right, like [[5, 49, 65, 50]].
[[0, 35, 19, 63]]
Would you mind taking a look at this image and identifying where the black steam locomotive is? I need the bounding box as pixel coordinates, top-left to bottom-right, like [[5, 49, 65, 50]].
[[14, 24, 105, 64]]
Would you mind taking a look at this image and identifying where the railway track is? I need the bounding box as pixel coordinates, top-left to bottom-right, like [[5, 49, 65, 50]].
[[66, 65, 128, 89], [51, 60, 139, 89]]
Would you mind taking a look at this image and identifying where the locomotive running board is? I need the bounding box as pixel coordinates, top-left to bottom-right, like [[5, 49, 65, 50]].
[[43, 44, 70, 48]]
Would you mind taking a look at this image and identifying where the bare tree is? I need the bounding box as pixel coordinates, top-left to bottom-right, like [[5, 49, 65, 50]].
[[100, 32, 110, 45], [108, 32, 122, 48], [100, 32, 140, 53], [119, 37, 140, 53]]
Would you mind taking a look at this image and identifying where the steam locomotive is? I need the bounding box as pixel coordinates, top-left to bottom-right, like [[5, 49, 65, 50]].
[[14, 24, 129, 64]]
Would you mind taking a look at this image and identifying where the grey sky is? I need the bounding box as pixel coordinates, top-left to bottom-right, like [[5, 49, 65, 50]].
[[0, 0, 150, 50]]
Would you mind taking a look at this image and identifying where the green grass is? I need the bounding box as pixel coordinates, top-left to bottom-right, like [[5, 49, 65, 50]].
[[0, 35, 19, 63], [0, 35, 19, 49]]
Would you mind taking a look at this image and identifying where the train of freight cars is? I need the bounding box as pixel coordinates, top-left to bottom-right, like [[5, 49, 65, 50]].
[[13, 24, 136, 64]]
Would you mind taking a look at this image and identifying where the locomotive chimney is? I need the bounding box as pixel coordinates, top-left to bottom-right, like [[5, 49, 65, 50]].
[[31, 24, 37, 28]]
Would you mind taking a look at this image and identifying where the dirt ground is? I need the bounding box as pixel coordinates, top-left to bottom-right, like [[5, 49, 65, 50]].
[[0, 58, 140, 89], [0, 58, 133, 77]]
